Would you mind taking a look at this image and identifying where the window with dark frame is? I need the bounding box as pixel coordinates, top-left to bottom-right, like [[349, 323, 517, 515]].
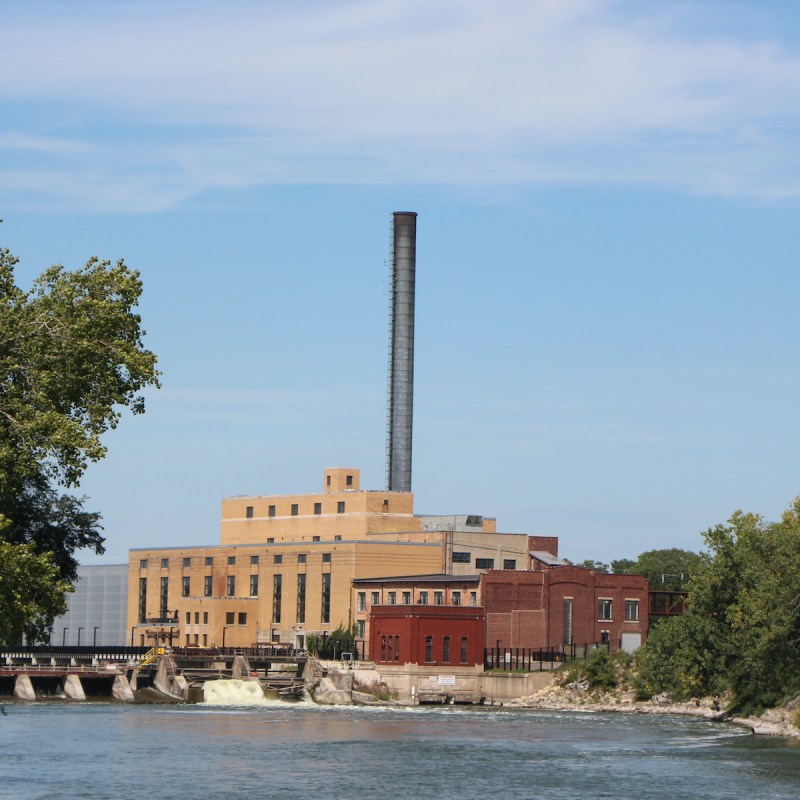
[[452, 591, 461, 606], [298, 554, 306, 564], [322, 553, 331, 563], [274, 554, 282, 565], [161, 558, 169, 569], [227, 556, 236, 565], [246, 506, 253, 519], [268, 505, 276, 517], [297, 573, 306, 623], [443, 636, 451, 663], [138, 578, 147, 623], [291, 503, 299, 516], [321, 573, 331, 623], [598, 599, 613, 620], [625, 599, 639, 621], [460, 636, 468, 664], [139, 559, 147, 569], [273, 574, 282, 623], [314, 502, 322, 515], [250, 555, 259, 565], [182, 576, 190, 597], [159, 577, 168, 617], [434, 591, 443, 605], [357, 592, 366, 612], [204, 575, 212, 597], [227, 576, 235, 596], [425, 636, 433, 663], [238, 612, 247, 625], [452, 552, 471, 563], [503, 559, 517, 570], [475, 558, 495, 570], [205, 556, 213, 566], [337, 501, 345, 514], [226, 611, 235, 625], [250, 574, 259, 597], [182, 557, 191, 568]]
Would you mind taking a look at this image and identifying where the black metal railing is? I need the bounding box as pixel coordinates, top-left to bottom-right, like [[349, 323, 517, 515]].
[[484, 642, 610, 671]]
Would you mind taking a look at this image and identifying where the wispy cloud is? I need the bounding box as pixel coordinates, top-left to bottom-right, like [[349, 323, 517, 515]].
[[3, 0, 800, 209]]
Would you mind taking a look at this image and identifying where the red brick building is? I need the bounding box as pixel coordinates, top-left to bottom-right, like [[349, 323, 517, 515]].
[[369, 604, 485, 666], [482, 566, 649, 653]]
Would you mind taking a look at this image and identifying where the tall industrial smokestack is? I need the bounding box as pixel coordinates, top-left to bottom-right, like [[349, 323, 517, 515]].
[[386, 211, 417, 492]]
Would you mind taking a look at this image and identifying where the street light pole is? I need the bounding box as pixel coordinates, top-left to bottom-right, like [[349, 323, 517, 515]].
[[222, 627, 228, 649], [93, 627, 99, 647], [62, 627, 69, 646], [77, 627, 83, 647]]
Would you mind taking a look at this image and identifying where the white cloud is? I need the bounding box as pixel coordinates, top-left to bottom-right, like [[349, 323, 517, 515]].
[[3, 0, 800, 208]]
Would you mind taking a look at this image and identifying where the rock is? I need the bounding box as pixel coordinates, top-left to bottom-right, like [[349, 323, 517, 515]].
[[654, 692, 672, 705]]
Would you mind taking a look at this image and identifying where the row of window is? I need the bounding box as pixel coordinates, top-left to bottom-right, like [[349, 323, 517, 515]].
[[373, 634, 470, 665], [245, 500, 348, 519], [139, 574, 332, 625], [357, 589, 477, 611], [142, 553, 334, 570], [451, 554, 516, 570], [598, 599, 640, 622]]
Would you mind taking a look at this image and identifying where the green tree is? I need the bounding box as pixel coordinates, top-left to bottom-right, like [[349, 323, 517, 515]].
[[623, 548, 701, 590], [0, 242, 159, 643], [635, 501, 800, 714], [0, 541, 71, 644]]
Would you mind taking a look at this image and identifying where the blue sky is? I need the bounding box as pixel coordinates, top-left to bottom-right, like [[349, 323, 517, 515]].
[[2, 0, 799, 564]]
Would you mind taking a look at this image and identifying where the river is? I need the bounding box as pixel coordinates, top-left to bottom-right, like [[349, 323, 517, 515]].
[[1, 694, 798, 799]]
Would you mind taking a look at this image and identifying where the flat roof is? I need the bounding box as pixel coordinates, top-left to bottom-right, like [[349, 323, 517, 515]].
[[352, 573, 481, 585]]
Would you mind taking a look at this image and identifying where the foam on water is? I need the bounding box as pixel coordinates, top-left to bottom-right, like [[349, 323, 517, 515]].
[[202, 679, 285, 706]]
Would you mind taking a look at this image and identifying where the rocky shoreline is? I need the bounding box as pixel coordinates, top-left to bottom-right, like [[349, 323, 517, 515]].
[[506, 682, 800, 740]]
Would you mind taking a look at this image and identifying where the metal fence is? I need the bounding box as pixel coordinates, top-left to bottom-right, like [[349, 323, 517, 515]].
[[484, 642, 609, 671]]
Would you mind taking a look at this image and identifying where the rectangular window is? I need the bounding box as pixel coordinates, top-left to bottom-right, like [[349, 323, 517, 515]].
[[563, 598, 573, 645], [182, 576, 190, 597], [475, 558, 495, 570], [371, 591, 380, 605], [434, 591, 443, 606], [443, 636, 451, 663], [599, 599, 613, 621], [273, 554, 282, 565], [273, 574, 282, 623], [268, 505, 276, 518], [298, 554, 306, 564], [291, 503, 299, 516], [194, 611, 200, 624], [297, 573, 306, 623], [314, 502, 322, 515], [357, 619, 365, 639], [357, 592, 366, 612], [250, 555, 259, 565], [186, 611, 191, 624], [139, 558, 148, 569], [334, 535, 342, 541], [470, 591, 477, 607], [460, 636, 468, 664], [418, 591, 428, 605], [387, 635, 393, 662], [203, 612, 208, 624], [205, 556, 213, 566], [204, 575, 212, 597], [267, 537, 274, 544], [238, 612, 247, 625], [503, 559, 517, 570], [312, 536, 320, 542], [321, 573, 331, 624], [182, 557, 191, 568], [402, 591, 411, 604], [625, 600, 639, 622], [425, 636, 433, 663], [388, 591, 396, 605], [250, 574, 259, 597], [394, 635, 400, 663], [452, 591, 461, 606], [381, 635, 386, 662], [160, 576, 169, 617], [227, 556, 236, 566], [337, 501, 345, 514], [161, 558, 169, 569], [322, 553, 331, 563], [245, 506, 253, 519], [452, 552, 471, 563], [203, 634, 208, 646], [346, 474, 353, 486], [227, 576, 235, 596], [138, 577, 147, 623], [226, 611, 235, 625]]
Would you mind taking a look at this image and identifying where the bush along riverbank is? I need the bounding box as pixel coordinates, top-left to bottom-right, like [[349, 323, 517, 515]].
[[506, 648, 800, 740]]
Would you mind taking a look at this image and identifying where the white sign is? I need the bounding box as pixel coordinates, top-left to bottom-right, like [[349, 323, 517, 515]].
[[438, 675, 456, 686]]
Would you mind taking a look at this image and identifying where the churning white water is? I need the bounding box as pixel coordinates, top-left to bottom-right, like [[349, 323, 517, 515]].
[[202, 679, 282, 706]]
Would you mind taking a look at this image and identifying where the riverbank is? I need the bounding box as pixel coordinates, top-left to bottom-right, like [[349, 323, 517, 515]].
[[506, 681, 800, 740]]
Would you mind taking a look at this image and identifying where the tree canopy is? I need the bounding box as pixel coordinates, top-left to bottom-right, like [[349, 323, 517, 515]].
[[636, 500, 800, 714], [0, 242, 159, 643]]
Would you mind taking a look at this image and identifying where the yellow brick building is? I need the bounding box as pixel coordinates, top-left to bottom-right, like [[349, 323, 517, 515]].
[[127, 468, 532, 649]]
